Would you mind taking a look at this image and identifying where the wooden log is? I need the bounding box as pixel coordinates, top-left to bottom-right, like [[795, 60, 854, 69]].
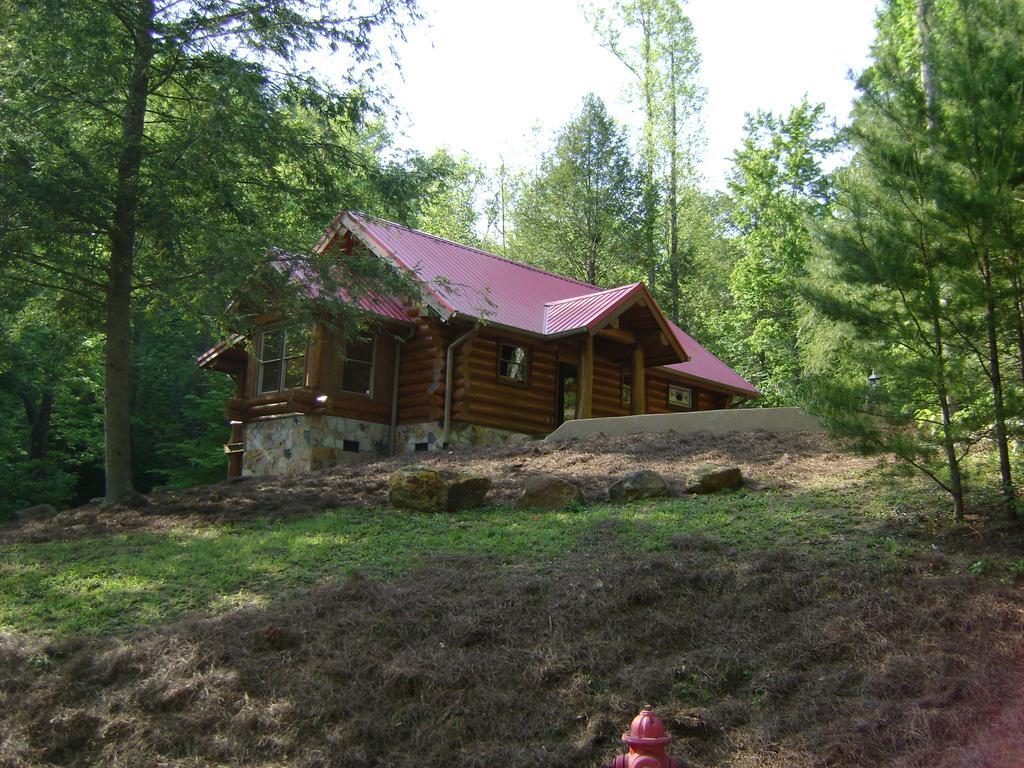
[[400, 347, 442, 364], [398, 405, 440, 421], [308, 324, 329, 390], [247, 401, 310, 418], [458, 412, 550, 435], [577, 335, 594, 419], [464, 378, 556, 398], [467, 395, 552, 419], [468, 393, 555, 415], [631, 346, 646, 415], [598, 327, 637, 344], [397, 369, 441, 387]]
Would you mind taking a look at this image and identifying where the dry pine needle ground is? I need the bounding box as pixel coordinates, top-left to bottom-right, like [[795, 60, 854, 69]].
[[2, 431, 1023, 767]]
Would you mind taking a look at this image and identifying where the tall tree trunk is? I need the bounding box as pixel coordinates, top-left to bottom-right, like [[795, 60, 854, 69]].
[[981, 250, 1017, 516], [929, 293, 966, 520], [499, 162, 508, 257], [917, 0, 965, 519], [20, 390, 53, 464], [641, 9, 657, 291], [668, 49, 679, 324], [104, 0, 154, 502], [1008, 252, 1024, 384], [917, 0, 938, 132], [937, 374, 966, 521]]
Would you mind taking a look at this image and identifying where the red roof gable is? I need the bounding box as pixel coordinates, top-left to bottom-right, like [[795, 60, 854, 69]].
[[268, 247, 411, 324], [543, 283, 645, 335], [333, 211, 759, 398]]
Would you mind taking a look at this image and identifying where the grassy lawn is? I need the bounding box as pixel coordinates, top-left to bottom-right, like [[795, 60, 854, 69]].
[[0, 471, 970, 638]]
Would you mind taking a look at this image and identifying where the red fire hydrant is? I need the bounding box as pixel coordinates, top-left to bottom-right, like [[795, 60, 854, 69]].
[[607, 708, 682, 768]]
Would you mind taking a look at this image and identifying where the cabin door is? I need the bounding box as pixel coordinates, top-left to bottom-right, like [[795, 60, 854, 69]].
[[556, 362, 578, 426]]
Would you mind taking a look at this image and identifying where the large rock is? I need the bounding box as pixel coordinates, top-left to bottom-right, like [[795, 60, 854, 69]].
[[516, 473, 583, 510], [684, 463, 743, 494], [609, 469, 670, 503], [389, 465, 492, 512], [13, 503, 58, 522]]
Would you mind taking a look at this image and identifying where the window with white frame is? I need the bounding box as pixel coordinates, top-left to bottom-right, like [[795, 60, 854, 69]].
[[258, 328, 307, 394], [498, 342, 528, 383]]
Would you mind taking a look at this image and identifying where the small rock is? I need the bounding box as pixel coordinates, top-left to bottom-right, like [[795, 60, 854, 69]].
[[609, 469, 669, 503], [13, 503, 58, 522], [684, 463, 743, 494], [516, 473, 583, 510], [389, 465, 492, 512]]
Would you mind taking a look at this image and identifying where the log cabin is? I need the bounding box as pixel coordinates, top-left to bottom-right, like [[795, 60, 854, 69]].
[[198, 211, 760, 477]]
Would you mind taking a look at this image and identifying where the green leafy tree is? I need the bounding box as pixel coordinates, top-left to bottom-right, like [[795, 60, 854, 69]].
[[408, 150, 485, 245], [0, 296, 105, 515], [589, 0, 704, 305], [806, 0, 1024, 518], [726, 99, 837, 404], [510, 94, 641, 286], [0, 0, 418, 502], [809, 158, 973, 519], [919, 0, 1024, 513]]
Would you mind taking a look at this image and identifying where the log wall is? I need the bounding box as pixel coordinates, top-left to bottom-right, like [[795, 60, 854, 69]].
[[591, 355, 630, 419], [318, 327, 395, 423], [646, 374, 730, 414], [235, 319, 736, 434], [397, 317, 445, 424], [453, 330, 557, 435]]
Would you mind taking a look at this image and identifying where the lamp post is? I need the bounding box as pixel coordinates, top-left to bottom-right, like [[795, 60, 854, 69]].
[[865, 370, 881, 411]]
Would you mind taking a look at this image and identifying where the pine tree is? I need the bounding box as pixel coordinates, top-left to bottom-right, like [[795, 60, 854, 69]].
[[510, 95, 642, 286]]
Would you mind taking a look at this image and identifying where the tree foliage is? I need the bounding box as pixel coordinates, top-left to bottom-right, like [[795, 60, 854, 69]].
[[807, 0, 1024, 518], [725, 99, 837, 404], [590, 0, 704, 311], [510, 94, 641, 286], [0, 0, 418, 502]]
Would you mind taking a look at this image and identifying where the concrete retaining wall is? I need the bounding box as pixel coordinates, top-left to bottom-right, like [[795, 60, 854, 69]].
[[544, 407, 822, 442]]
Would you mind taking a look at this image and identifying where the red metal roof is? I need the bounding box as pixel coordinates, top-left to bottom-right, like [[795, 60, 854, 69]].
[[543, 283, 644, 334], [344, 211, 597, 333], [328, 212, 757, 398], [663, 324, 759, 397], [270, 247, 411, 324]]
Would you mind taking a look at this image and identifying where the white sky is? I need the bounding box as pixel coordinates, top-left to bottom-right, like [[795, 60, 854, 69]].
[[327, 0, 882, 192]]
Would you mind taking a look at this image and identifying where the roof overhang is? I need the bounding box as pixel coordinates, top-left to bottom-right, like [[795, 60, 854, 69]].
[[331, 211, 454, 321], [543, 283, 688, 366], [197, 334, 247, 372], [655, 364, 761, 399]]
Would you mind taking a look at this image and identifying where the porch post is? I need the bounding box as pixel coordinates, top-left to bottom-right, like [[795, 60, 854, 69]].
[[226, 370, 247, 478], [308, 323, 329, 390], [631, 345, 646, 415], [577, 334, 594, 419]]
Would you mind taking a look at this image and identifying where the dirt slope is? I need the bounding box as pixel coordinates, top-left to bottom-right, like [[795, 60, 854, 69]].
[[2, 431, 1023, 768], [2, 536, 1023, 767], [4, 430, 868, 545]]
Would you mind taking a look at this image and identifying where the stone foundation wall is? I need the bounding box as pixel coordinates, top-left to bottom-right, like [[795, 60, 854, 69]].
[[393, 421, 536, 454], [242, 414, 389, 476], [243, 416, 537, 476], [447, 422, 536, 449]]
